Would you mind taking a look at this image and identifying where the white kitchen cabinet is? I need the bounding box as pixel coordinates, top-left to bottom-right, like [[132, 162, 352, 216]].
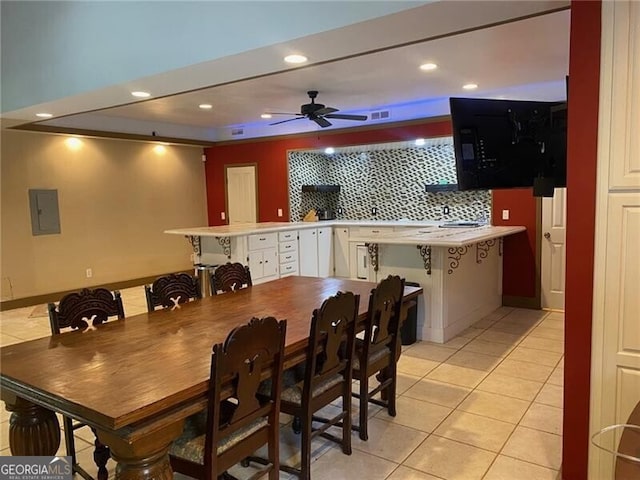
[[298, 229, 318, 276], [247, 233, 278, 283], [333, 227, 350, 278], [298, 226, 333, 277]]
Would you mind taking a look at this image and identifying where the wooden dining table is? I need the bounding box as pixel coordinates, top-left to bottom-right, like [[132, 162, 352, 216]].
[[0, 275, 422, 480]]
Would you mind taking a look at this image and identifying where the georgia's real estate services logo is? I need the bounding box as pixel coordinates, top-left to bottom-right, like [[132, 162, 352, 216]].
[[0, 456, 72, 480]]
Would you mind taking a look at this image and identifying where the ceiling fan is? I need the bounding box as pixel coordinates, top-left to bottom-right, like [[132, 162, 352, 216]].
[[267, 90, 367, 128]]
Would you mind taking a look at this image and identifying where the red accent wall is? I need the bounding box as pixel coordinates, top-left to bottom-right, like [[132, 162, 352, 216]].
[[563, 1, 601, 479], [491, 188, 537, 298], [204, 121, 452, 225]]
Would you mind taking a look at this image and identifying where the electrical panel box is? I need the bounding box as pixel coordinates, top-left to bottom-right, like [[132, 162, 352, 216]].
[[29, 189, 61, 235]]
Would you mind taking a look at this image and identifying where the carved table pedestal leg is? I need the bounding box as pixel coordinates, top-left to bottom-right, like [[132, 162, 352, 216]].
[[96, 419, 184, 480], [3, 395, 61, 455]]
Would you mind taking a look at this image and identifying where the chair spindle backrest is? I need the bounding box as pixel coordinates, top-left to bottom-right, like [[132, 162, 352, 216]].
[[206, 316, 286, 454], [365, 275, 405, 351], [304, 291, 359, 396], [145, 273, 201, 311], [211, 262, 252, 295], [48, 288, 125, 334]]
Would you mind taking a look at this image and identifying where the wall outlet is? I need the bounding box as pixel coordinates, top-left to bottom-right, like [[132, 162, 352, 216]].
[[443, 205, 450, 215], [85, 268, 92, 278], [277, 208, 283, 217], [220, 211, 226, 220], [371, 207, 377, 216], [502, 209, 510, 220]]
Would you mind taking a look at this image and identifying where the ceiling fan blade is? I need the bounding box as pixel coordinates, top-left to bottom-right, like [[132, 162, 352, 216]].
[[315, 107, 338, 115], [265, 112, 304, 116], [313, 116, 332, 128], [324, 113, 368, 121], [270, 117, 306, 126]]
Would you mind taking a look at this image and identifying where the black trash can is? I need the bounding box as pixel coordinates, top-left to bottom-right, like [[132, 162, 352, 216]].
[[400, 281, 419, 346]]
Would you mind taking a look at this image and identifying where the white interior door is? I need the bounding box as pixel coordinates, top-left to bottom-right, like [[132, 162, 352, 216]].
[[590, 3, 640, 478], [541, 187, 567, 310], [226, 165, 257, 224]]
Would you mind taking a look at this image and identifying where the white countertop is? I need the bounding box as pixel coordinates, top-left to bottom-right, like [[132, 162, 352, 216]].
[[165, 220, 440, 236], [166, 221, 525, 247], [349, 225, 526, 247]]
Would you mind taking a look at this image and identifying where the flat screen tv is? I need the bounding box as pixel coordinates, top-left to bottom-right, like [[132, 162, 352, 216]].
[[450, 97, 567, 197]]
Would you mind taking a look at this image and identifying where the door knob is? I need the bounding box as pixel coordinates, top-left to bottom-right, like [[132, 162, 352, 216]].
[[544, 232, 551, 239]]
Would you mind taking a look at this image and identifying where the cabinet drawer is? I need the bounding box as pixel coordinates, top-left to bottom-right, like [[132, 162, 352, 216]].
[[279, 252, 298, 264], [280, 263, 298, 275], [356, 227, 392, 237], [278, 230, 297, 242], [248, 233, 277, 250], [279, 240, 297, 253]]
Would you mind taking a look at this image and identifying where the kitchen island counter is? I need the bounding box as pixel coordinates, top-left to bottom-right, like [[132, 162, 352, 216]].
[[167, 221, 525, 343]]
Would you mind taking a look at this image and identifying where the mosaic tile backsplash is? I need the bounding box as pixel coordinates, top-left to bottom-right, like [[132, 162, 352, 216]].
[[288, 141, 492, 222]]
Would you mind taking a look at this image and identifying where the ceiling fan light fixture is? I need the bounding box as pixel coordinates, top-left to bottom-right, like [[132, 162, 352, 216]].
[[284, 54, 308, 64], [462, 83, 478, 90], [131, 91, 151, 98], [35, 112, 53, 118], [260, 113, 272, 119], [199, 104, 213, 110], [419, 63, 438, 71]]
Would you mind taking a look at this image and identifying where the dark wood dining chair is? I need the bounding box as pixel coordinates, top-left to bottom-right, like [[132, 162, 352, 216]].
[[277, 291, 359, 480], [145, 272, 201, 312], [211, 262, 253, 295], [47, 287, 125, 480], [169, 316, 287, 480], [352, 275, 405, 441]]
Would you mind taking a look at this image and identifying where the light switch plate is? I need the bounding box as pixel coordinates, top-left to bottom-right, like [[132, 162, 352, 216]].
[[221, 212, 226, 220], [277, 208, 283, 217], [502, 209, 510, 220]]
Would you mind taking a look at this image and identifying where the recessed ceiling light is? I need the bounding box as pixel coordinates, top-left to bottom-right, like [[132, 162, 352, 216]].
[[199, 104, 212, 110], [284, 54, 308, 64], [261, 113, 272, 119], [324, 147, 335, 155], [419, 63, 438, 71], [415, 138, 426, 146], [35, 112, 52, 118], [462, 83, 478, 90], [131, 91, 151, 98]]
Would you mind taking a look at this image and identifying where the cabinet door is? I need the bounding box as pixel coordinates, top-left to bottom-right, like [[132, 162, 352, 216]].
[[262, 248, 279, 278], [333, 227, 350, 278], [298, 229, 319, 277], [248, 251, 264, 279], [317, 227, 333, 278]]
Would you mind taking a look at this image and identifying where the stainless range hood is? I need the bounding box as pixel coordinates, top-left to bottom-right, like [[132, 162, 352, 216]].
[[301, 185, 341, 193]]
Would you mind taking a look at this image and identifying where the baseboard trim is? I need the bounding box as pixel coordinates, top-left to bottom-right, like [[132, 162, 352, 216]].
[[0, 270, 193, 311], [502, 295, 541, 309]]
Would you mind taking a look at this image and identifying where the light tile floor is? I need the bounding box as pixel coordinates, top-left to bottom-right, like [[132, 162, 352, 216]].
[[0, 286, 564, 479]]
